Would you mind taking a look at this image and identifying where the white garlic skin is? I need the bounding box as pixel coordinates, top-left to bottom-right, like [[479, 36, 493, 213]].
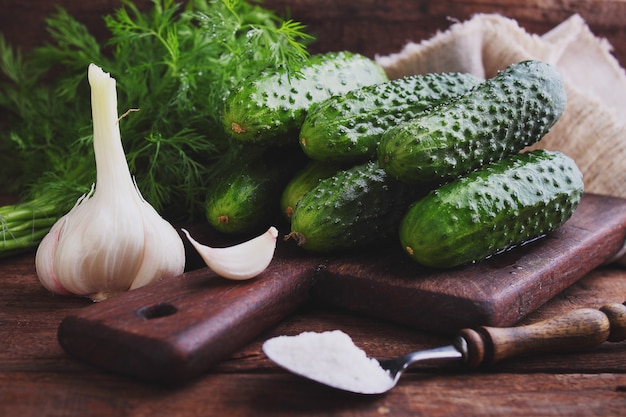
[[35, 217, 73, 296], [35, 190, 186, 301], [35, 64, 185, 302], [182, 226, 278, 280]]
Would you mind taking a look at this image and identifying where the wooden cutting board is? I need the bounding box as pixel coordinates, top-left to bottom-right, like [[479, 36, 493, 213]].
[[312, 193, 626, 334], [57, 193, 626, 385]]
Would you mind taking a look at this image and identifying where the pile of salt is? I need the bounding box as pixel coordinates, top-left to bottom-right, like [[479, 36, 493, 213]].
[[262, 330, 393, 394]]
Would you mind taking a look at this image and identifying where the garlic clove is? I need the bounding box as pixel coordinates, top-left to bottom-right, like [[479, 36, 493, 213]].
[[182, 227, 278, 280], [49, 192, 145, 301], [35, 216, 73, 296], [129, 200, 186, 290]]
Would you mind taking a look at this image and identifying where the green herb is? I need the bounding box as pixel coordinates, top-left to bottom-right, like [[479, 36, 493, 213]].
[[0, 198, 60, 259], [0, 0, 313, 257]]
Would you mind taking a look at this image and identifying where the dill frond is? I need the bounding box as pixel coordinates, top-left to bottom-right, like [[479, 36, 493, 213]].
[[0, 0, 314, 229]]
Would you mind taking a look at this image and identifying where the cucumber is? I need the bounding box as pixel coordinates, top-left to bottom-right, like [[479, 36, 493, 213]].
[[280, 160, 345, 221], [399, 150, 584, 268], [222, 51, 388, 145], [378, 60, 567, 185], [205, 148, 306, 235], [288, 161, 426, 253], [299, 72, 480, 163]]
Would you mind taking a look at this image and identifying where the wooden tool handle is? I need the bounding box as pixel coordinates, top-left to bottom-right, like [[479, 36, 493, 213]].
[[459, 302, 626, 368]]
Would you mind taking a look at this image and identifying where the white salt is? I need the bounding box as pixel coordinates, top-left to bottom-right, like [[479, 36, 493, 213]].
[[262, 330, 393, 394]]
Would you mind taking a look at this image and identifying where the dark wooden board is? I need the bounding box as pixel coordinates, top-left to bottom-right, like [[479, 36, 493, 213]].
[[57, 251, 323, 386], [57, 193, 626, 384], [313, 193, 626, 335]]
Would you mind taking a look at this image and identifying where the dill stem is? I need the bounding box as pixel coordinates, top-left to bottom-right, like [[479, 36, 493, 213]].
[[0, 201, 60, 223], [0, 197, 68, 257], [0, 228, 51, 256], [2, 217, 58, 233]]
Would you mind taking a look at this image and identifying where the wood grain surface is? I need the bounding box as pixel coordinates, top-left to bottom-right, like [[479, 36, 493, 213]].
[[1, 251, 625, 416], [56, 249, 323, 385], [53, 193, 626, 386], [3, 0, 626, 66], [314, 193, 626, 334]]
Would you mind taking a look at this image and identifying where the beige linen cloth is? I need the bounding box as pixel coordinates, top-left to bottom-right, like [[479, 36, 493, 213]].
[[376, 13, 625, 199], [375, 13, 626, 265]]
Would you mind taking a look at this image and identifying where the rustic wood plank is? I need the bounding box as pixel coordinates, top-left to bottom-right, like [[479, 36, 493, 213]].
[[2, 0, 626, 66], [312, 193, 626, 334], [56, 253, 322, 385], [1, 371, 625, 417], [45, 194, 626, 384], [1, 251, 625, 416], [264, 0, 626, 66], [220, 266, 626, 374]]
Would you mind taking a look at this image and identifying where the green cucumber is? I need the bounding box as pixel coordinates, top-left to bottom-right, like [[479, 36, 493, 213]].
[[299, 72, 480, 163], [378, 60, 567, 185], [222, 51, 388, 145], [280, 160, 344, 221], [399, 150, 584, 268], [288, 160, 426, 253], [205, 148, 306, 235]]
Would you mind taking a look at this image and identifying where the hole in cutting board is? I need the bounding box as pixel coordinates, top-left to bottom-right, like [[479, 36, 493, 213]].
[[136, 303, 178, 319]]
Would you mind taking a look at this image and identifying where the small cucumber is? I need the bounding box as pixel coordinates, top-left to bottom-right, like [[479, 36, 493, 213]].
[[280, 160, 345, 221], [299, 72, 480, 163], [378, 60, 567, 185], [205, 148, 306, 235], [222, 51, 388, 145], [288, 161, 426, 253], [399, 150, 584, 268]]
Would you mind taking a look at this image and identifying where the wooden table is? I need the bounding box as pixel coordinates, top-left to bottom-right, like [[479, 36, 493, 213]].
[[1, 250, 626, 416], [2, 1, 626, 415], [3, 0, 626, 68]]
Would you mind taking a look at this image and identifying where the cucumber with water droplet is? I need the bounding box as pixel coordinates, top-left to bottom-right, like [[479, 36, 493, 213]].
[[399, 150, 584, 268], [288, 161, 426, 253], [205, 148, 306, 235], [222, 51, 388, 145], [378, 60, 567, 185], [280, 160, 344, 221], [299, 72, 480, 163]]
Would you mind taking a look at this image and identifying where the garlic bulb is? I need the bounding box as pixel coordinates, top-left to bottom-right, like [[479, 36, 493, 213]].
[[182, 227, 278, 280], [35, 64, 185, 302]]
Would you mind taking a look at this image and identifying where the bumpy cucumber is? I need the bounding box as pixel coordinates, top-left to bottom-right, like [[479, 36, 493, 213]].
[[222, 51, 388, 145], [288, 161, 425, 253], [378, 60, 566, 185], [299, 72, 480, 163], [280, 160, 344, 221], [205, 149, 305, 235], [399, 150, 584, 268]]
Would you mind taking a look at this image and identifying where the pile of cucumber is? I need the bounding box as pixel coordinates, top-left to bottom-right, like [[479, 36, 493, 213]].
[[213, 52, 584, 269]]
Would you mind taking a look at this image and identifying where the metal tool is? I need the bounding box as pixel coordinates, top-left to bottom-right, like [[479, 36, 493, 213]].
[[264, 302, 626, 394]]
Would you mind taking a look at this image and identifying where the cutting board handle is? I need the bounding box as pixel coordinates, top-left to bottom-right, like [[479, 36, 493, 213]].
[[57, 255, 322, 385]]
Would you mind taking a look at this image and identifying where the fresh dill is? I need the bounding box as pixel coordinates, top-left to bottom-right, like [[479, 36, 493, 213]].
[[0, 0, 313, 256]]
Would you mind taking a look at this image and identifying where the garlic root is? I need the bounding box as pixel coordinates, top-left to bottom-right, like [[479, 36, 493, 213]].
[[182, 227, 278, 280]]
